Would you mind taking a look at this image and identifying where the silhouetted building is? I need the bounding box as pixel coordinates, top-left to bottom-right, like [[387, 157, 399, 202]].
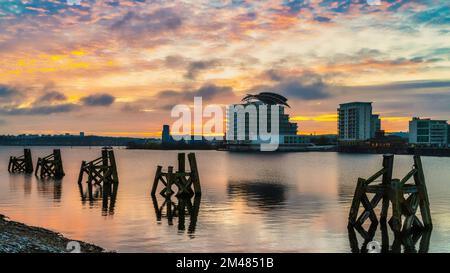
[[161, 124, 173, 144], [80, 132, 85, 137]]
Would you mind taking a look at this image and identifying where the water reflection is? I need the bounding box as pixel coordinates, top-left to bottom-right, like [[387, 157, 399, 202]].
[[9, 174, 33, 195], [227, 181, 287, 210], [348, 222, 432, 253], [78, 182, 118, 216], [151, 195, 201, 236], [36, 178, 63, 202]]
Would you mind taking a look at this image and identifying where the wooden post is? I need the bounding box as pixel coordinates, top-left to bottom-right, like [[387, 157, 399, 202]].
[[380, 154, 394, 222], [413, 155, 432, 229], [8, 156, 13, 172], [348, 178, 365, 226], [382, 154, 394, 184], [151, 166, 163, 196], [35, 158, 41, 176], [166, 166, 174, 197], [188, 153, 201, 196], [389, 179, 403, 233], [78, 161, 86, 185], [108, 150, 119, 184], [178, 153, 185, 173], [53, 149, 65, 179], [24, 149, 33, 174]]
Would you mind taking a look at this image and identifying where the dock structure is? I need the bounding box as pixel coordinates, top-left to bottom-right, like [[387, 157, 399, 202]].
[[151, 153, 201, 198], [35, 149, 65, 179], [348, 154, 432, 234], [8, 149, 33, 174], [77, 147, 119, 186]]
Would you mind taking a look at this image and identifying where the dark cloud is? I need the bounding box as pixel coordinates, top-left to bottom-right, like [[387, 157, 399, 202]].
[[274, 74, 330, 100], [184, 59, 221, 80], [123, 84, 236, 112], [257, 71, 331, 100], [34, 91, 67, 105], [0, 104, 77, 115], [262, 69, 284, 81], [159, 84, 234, 101], [164, 55, 187, 68], [352, 80, 450, 91], [314, 16, 331, 23], [0, 84, 20, 99], [80, 93, 116, 106], [111, 8, 183, 37]]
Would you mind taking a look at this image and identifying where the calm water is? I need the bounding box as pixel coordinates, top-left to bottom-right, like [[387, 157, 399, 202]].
[[1, 146, 450, 253]]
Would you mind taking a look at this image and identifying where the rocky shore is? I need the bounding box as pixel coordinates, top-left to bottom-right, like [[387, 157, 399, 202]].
[[0, 215, 105, 253]]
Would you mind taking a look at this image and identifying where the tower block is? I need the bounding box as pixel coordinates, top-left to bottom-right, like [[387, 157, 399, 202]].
[[348, 154, 432, 234], [8, 149, 33, 174], [35, 149, 65, 179]]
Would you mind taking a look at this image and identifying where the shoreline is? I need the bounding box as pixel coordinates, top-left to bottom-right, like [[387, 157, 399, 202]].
[[0, 215, 106, 253]]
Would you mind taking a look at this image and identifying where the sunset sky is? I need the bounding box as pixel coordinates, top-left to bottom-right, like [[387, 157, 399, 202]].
[[0, 0, 449, 137]]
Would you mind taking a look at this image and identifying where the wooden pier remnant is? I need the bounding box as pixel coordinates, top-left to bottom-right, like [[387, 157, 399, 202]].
[[348, 154, 432, 234], [77, 147, 119, 186], [35, 149, 65, 179], [8, 149, 33, 174], [151, 153, 201, 198]]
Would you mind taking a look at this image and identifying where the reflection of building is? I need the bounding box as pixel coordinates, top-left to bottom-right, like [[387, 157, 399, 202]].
[[338, 102, 381, 141], [409, 117, 449, 147], [226, 92, 309, 145]]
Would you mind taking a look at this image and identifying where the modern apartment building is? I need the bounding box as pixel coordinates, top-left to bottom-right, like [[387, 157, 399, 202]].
[[226, 92, 308, 145], [338, 102, 379, 141], [409, 117, 449, 147]]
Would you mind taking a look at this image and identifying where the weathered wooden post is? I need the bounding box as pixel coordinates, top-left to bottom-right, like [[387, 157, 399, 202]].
[[348, 154, 432, 234], [151, 152, 201, 198], [8, 149, 33, 174], [78, 147, 119, 186], [35, 149, 65, 179], [414, 155, 432, 228], [151, 166, 163, 196], [188, 153, 201, 196]]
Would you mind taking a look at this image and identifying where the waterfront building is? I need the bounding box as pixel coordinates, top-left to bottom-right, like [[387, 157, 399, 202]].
[[409, 117, 449, 147], [338, 102, 376, 141], [161, 124, 173, 144], [226, 92, 309, 145], [371, 114, 381, 138]]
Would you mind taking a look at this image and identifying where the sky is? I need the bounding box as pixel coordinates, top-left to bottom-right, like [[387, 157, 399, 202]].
[[0, 0, 449, 137]]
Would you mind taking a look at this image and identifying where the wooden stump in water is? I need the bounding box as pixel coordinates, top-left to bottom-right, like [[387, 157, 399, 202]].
[[151, 152, 201, 198], [77, 147, 119, 186], [35, 149, 65, 179], [348, 154, 432, 234], [8, 149, 33, 174]]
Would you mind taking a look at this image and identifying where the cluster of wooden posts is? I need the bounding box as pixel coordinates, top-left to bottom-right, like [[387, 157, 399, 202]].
[[7, 149, 202, 219], [150, 153, 202, 233], [348, 154, 433, 252], [9, 149, 65, 179], [151, 153, 201, 198]]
